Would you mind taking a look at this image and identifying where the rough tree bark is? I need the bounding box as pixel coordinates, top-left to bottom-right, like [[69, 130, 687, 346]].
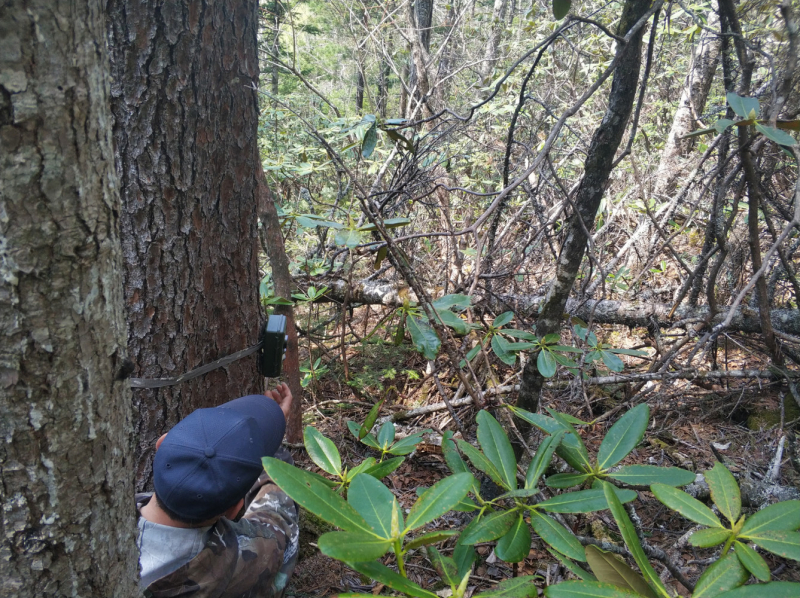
[[479, 0, 508, 81], [407, 0, 436, 117], [258, 168, 303, 443], [0, 1, 138, 594], [107, 0, 263, 489], [518, 0, 653, 414]]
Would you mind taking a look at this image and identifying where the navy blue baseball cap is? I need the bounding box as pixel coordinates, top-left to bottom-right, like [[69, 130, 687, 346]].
[[153, 395, 286, 522]]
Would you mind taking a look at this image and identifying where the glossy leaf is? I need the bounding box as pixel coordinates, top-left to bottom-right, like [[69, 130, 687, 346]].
[[743, 530, 800, 561], [347, 420, 381, 449], [358, 217, 411, 232], [538, 488, 636, 514], [453, 543, 476, 579], [552, 0, 571, 20], [727, 92, 760, 119], [318, 531, 391, 561], [608, 465, 695, 487], [755, 123, 796, 146], [460, 509, 519, 544], [457, 439, 508, 489], [693, 552, 750, 598], [362, 456, 404, 479], [377, 421, 395, 448], [475, 576, 541, 598], [495, 514, 531, 562], [741, 500, 800, 535], [408, 316, 440, 360], [477, 410, 517, 490], [530, 511, 586, 562], [348, 474, 399, 538], [304, 426, 342, 476], [346, 457, 377, 480], [584, 545, 657, 598], [715, 118, 736, 133], [603, 482, 669, 598], [493, 311, 514, 328], [388, 433, 425, 455], [404, 530, 458, 551], [537, 350, 557, 377], [491, 334, 517, 366], [348, 561, 438, 598], [707, 462, 741, 524], [651, 483, 723, 528], [437, 308, 470, 335], [511, 408, 592, 473], [597, 404, 649, 471], [546, 473, 592, 489], [689, 527, 731, 548], [405, 472, 473, 531], [505, 329, 538, 341], [545, 581, 642, 598], [734, 541, 770, 581], [432, 293, 472, 310], [600, 350, 624, 372], [526, 429, 566, 489], [262, 457, 374, 534]]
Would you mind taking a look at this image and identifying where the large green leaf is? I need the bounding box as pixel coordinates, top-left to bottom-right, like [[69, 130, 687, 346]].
[[348, 474, 399, 538], [734, 541, 770, 581], [362, 456, 404, 479], [404, 530, 458, 551], [546, 473, 592, 489], [347, 420, 381, 449], [407, 316, 440, 360], [530, 511, 585, 562], [358, 400, 384, 440], [755, 123, 797, 147], [742, 530, 800, 561], [526, 430, 566, 490], [537, 350, 557, 377], [474, 576, 540, 598], [477, 410, 517, 490], [361, 122, 378, 157], [348, 561, 439, 598], [715, 582, 800, 598], [432, 294, 472, 311], [460, 509, 519, 544], [388, 433, 425, 456], [318, 531, 391, 561], [493, 311, 514, 328], [538, 488, 636, 514], [693, 551, 750, 598], [547, 547, 597, 581], [262, 457, 374, 534], [607, 465, 695, 487], [551, 0, 571, 20], [706, 462, 741, 524], [741, 500, 800, 535], [442, 431, 471, 476], [453, 543, 476, 579], [457, 439, 508, 489], [346, 457, 377, 480], [377, 421, 395, 448], [492, 334, 518, 366], [304, 426, 342, 476], [602, 482, 670, 598], [597, 404, 649, 471], [651, 483, 723, 528], [584, 545, 657, 598], [405, 472, 473, 531], [727, 92, 760, 119], [689, 527, 731, 547], [510, 408, 592, 472], [600, 351, 624, 372], [437, 308, 470, 335], [545, 581, 642, 598], [495, 514, 531, 562], [358, 217, 411, 232]]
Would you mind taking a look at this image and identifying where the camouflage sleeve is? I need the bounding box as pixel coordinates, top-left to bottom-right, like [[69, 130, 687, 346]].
[[239, 468, 299, 595]]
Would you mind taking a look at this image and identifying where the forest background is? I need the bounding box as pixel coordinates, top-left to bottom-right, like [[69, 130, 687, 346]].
[[1, 0, 800, 596]]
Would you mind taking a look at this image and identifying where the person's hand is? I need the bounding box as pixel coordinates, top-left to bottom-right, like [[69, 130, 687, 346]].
[[265, 382, 292, 421]]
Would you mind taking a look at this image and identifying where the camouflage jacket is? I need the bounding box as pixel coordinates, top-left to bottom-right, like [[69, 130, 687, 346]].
[[136, 471, 299, 598]]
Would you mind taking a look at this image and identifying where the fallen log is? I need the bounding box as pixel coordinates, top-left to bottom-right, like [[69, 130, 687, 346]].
[[315, 278, 800, 335]]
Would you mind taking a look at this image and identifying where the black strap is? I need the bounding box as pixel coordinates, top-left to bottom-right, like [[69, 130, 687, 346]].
[[129, 341, 263, 389]]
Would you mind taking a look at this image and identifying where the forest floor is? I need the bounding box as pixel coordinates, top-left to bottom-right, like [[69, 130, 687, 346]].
[[283, 317, 800, 598]]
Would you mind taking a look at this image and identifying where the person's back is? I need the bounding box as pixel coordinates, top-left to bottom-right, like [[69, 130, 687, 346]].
[[136, 386, 298, 598]]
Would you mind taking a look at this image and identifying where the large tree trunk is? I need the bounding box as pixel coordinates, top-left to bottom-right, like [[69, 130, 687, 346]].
[[107, 0, 263, 489], [0, 1, 138, 594], [407, 0, 436, 117], [519, 0, 653, 414]]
